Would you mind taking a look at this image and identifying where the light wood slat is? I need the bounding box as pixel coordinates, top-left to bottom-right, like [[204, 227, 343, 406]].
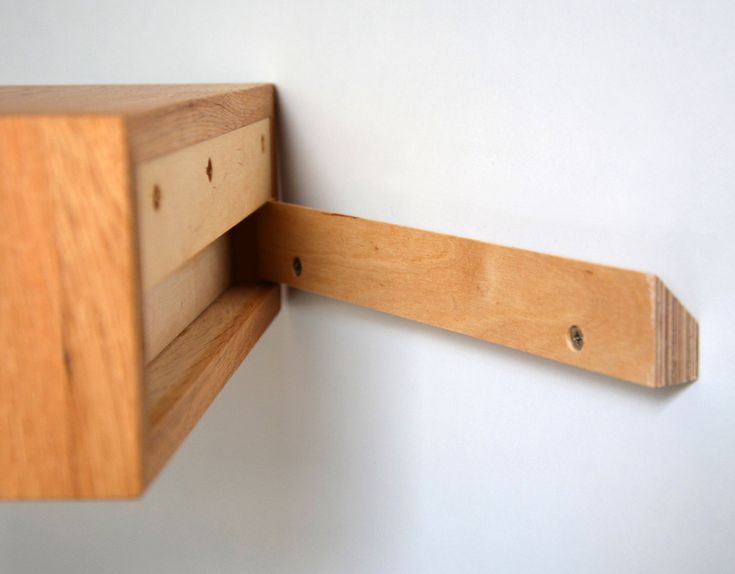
[[0, 117, 143, 499], [144, 283, 280, 484], [136, 118, 271, 291], [142, 234, 231, 364], [255, 201, 698, 387]]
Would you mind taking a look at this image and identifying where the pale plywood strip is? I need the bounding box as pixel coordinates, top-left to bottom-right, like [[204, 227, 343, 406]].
[[255, 201, 699, 387], [0, 117, 143, 499], [137, 117, 271, 291], [144, 284, 280, 485], [142, 234, 231, 364]]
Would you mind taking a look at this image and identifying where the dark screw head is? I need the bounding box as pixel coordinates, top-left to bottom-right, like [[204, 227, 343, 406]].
[[569, 325, 584, 351], [152, 185, 161, 210], [292, 256, 302, 277]]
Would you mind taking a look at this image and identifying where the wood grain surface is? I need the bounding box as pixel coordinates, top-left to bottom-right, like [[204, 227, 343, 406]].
[[0, 116, 143, 498], [255, 201, 698, 387], [0, 84, 275, 162]]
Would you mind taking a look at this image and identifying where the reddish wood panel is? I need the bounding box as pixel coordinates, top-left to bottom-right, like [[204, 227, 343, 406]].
[[0, 116, 143, 498]]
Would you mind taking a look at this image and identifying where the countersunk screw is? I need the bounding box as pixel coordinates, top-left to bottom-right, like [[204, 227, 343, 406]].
[[152, 184, 162, 210], [569, 325, 584, 351], [292, 256, 302, 277]]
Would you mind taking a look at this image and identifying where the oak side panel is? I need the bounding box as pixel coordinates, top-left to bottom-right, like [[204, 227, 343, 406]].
[[144, 284, 280, 485], [0, 117, 143, 498], [255, 202, 698, 387]]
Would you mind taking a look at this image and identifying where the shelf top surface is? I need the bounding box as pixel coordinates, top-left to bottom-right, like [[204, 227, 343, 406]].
[[0, 84, 266, 116], [0, 84, 274, 163]]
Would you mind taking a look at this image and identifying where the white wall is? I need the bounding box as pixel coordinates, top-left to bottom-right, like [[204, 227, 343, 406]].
[[1, 1, 734, 572]]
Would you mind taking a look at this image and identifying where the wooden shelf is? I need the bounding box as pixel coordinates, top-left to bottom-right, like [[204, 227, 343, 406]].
[[0, 85, 698, 500], [0, 85, 279, 498]]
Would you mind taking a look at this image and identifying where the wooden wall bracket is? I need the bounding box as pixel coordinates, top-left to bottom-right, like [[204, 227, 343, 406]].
[[255, 201, 698, 388], [0, 85, 698, 499]]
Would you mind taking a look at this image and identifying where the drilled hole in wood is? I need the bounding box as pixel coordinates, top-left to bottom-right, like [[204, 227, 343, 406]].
[[292, 257, 302, 277], [568, 325, 584, 351], [206, 158, 213, 182], [152, 185, 161, 210]]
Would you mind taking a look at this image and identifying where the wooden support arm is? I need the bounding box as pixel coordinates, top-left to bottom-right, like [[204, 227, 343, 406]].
[[255, 201, 698, 388]]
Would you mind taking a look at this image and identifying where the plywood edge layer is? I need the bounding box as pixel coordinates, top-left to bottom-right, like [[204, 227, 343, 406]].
[[143, 283, 280, 486], [255, 201, 699, 388], [137, 117, 272, 290], [653, 276, 699, 387]]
